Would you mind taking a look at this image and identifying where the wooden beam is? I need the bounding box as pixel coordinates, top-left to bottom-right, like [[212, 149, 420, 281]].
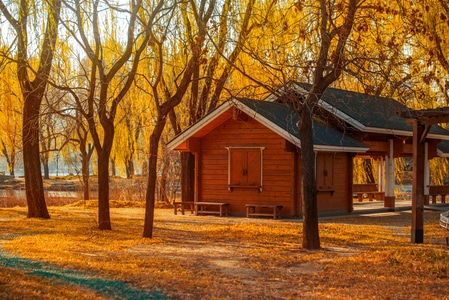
[[400, 106, 449, 124], [419, 124, 431, 144], [194, 150, 201, 203], [186, 138, 201, 152], [411, 119, 425, 243]]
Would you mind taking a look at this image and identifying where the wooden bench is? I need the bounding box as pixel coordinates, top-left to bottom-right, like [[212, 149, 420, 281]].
[[246, 204, 283, 219], [441, 211, 449, 245], [173, 201, 194, 215], [353, 184, 384, 202], [195, 202, 229, 217], [428, 185, 449, 204], [440, 211, 449, 230]]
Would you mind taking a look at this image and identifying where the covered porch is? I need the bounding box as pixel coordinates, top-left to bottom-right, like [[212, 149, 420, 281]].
[[351, 135, 449, 211]]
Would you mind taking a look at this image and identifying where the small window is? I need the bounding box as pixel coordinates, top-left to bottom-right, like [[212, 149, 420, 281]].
[[316, 152, 334, 191], [226, 147, 264, 191]]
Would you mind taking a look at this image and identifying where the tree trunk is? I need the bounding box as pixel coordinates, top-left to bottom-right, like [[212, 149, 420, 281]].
[[126, 158, 134, 179], [110, 158, 116, 177], [42, 156, 50, 179], [143, 118, 166, 238], [1, 142, 16, 176], [363, 159, 375, 184], [181, 152, 195, 203], [9, 164, 15, 176], [299, 104, 320, 249], [79, 134, 93, 200], [97, 153, 111, 230], [81, 152, 90, 200], [23, 96, 49, 219]]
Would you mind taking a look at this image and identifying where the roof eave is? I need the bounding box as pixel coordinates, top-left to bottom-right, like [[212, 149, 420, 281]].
[[235, 100, 369, 153], [313, 145, 369, 153], [363, 126, 449, 140], [166, 100, 234, 151], [437, 149, 449, 157]]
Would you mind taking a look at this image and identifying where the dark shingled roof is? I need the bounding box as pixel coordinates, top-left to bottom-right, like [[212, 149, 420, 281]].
[[296, 82, 449, 136], [438, 140, 449, 156], [236, 98, 367, 149]]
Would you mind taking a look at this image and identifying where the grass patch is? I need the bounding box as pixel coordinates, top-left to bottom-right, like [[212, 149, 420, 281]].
[[0, 206, 448, 299]]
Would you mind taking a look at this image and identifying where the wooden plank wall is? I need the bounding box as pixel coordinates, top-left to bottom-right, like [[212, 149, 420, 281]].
[[197, 115, 351, 217], [199, 117, 295, 215], [316, 153, 351, 215]]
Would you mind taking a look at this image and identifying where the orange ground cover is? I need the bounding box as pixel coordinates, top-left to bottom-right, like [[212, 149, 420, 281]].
[[0, 204, 448, 299]]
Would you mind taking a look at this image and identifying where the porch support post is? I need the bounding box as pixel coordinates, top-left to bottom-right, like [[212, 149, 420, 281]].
[[411, 120, 426, 243], [384, 139, 395, 209], [347, 153, 355, 213], [377, 157, 385, 193], [424, 142, 430, 205], [194, 151, 201, 203]]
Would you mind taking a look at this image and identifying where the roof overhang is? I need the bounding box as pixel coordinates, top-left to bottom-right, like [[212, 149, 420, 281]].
[[235, 99, 368, 153], [320, 100, 449, 141], [362, 127, 449, 140], [168, 98, 369, 153], [167, 100, 235, 151], [437, 149, 449, 158]]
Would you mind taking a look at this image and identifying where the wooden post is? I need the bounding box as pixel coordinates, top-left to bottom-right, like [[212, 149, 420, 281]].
[[194, 151, 201, 203], [377, 157, 384, 193], [292, 150, 300, 217], [384, 139, 395, 209], [412, 120, 425, 243], [399, 108, 449, 243], [424, 143, 430, 205]]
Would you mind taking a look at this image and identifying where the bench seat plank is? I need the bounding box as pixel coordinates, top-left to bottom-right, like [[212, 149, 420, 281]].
[[195, 202, 229, 217], [428, 185, 449, 204], [246, 204, 283, 219], [353, 184, 384, 202]]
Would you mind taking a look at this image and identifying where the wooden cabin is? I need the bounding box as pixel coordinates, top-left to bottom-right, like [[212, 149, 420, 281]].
[[168, 83, 449, 218], [168, 98, 368, 217]]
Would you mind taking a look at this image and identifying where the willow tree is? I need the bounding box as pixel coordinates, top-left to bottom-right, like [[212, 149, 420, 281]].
[[168, 0, 259, 206], [142, 0, 217, 238], [399, 0, 449, 190], [114, 88, 146, 179], [0, 0, 62, 218], [62, 0, 166, 230], [400, 0, 449, 104], [0, 60, 22, 176]]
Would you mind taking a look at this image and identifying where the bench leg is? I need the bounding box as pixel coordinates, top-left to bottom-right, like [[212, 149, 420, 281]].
[[442, 195, 446, 204], [246, 206, 255, 218], [194, 205, 200, 216], [358, 194, 363, 202]]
